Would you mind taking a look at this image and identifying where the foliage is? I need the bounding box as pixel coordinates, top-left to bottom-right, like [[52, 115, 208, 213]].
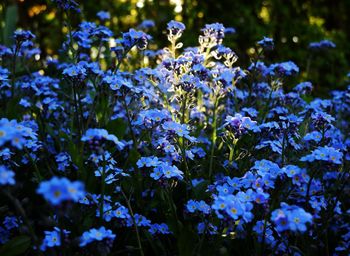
[[1, 0, 350, 94]]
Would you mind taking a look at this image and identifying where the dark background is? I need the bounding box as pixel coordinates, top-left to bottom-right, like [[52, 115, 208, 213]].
[[1, 0, 350, 95]]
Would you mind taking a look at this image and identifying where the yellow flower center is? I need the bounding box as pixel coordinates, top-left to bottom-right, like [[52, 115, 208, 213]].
[[54, 190, 61, 198], [231, 208, 237, 214]]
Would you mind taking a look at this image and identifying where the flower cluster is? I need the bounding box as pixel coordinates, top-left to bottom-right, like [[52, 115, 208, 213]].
[[271, 203, 313, 233], [79, 226, 116, 247], [0, 166, 15, 185], [0, 8, 349, 256], [309, 39, 336, 50], [37, 177, 85, 205]]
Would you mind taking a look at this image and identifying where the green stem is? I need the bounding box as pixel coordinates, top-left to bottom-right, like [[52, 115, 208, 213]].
[[11, 44, 19, 98], [65, 10, 77, 62], [121, 189, 144, 256], [179, 137, 190, 181], [72, 83, 82, 136], [181, 92, 187, 124], [100, 154, 106, 222], [2, 189, 41, 254], [260, 211, 268, 256], [122, 96, 138, 150], [171, 38, 176, 58], [24, 148, 42, 182], [261, 90, 273, 123], [281, 131, 286, 166], [209, 96, 219, 179]]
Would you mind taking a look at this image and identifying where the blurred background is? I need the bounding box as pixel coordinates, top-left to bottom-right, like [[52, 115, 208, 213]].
[[1, 0, 350, 94]]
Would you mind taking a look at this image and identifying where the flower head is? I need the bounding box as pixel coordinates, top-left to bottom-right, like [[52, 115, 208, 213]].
[[167, 20, 186, 36], [79, 226, 116, 247], [0, 166, 15, 186], [37, 177, 85, 205], [257, 36, 274, 50]]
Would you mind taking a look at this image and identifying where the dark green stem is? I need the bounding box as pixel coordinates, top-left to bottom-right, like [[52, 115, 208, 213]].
[[121, 189, 144, 256]]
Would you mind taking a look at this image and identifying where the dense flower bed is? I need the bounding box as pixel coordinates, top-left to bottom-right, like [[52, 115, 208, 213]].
[[0, 2, 349, 256]]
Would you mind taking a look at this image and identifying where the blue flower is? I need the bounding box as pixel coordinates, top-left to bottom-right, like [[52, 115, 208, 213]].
[[243, 118, 261, 132], [266, 61, 299, 76], [282, 165, 302, 178], [225, 196, 244, 220], [150, 162, 183, 180], [51, 0, 80, 12], [148, 223, 171, 235], [303, 131, 322, 142], [41, 228, 60, 250], [223, 113, 260, 136], [97, 203, 114, 221], [0, 227, 10, 244], [113, 205, 130, 219], [55, 152, 72, 172], [150, 166, 163, 180], [201, 23, 225, 42], [197, 222, 218, 235], [79, 226, 116, 247], [271, 203, 312, 233], [139, 20, 155, 30], [162, 163, 183, 179], [197, 200, 211, 214], [311, 111, 335, 128], [309, 40, 336, 50], [62, 63, 87, 79], [256, 140, 282, 154], [253, 220, 275, 245], [96, 11, 110, 20], [121, 29, 151, 50], [162, 121, 196, 142], [257, 36, 274, 50], [3, 216, 19, 230], [253, 188, 270, 204], [251, 160, 281, 178], [0, 166, 15, 186], [293, 81, 313, 94], [224, 27, 236, 34], [126, 214, 151, 227], [37, 177, 85, 205], [0, 118, 37, 150], [19, 98, 31, 108], [287, 208, 313, 232], [191, 178, 204, 187], [241, 107, 258, 118], [216, 183, 234, 195], [0, 67, 10, 88], [212, 195, 247, 220], [81, 128, 125, 150], [211, 196, 228, 219], [300, 146, 343, 164], [167, 20, 186, 36], [13, 30, 35, 42], [134, 109, 170, 126], [40, 227, 70, 251], [186, 199, 198, 213]]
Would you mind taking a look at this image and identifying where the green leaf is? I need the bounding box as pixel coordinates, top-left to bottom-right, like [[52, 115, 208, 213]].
[[128, 148, 141, 166], [177, 226, 196, 256], [193, 180, 210, 199], [0, 236, 31, 256], [3, 5, 18, 46], [5, 98, 22, 120], [106, 118, 127, 138]]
